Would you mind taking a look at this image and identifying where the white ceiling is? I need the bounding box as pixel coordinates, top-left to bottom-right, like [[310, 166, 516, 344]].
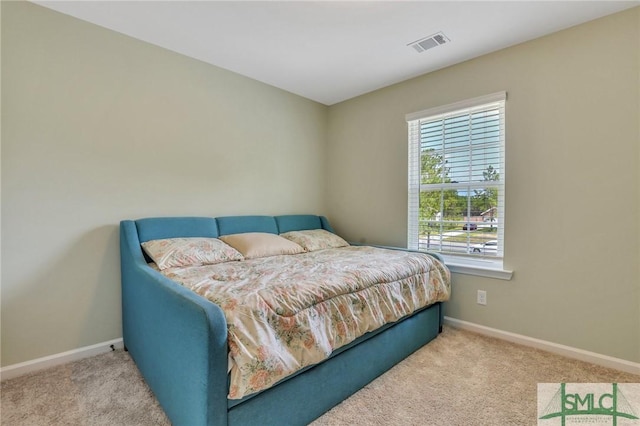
[[33, 1, 639, 105]]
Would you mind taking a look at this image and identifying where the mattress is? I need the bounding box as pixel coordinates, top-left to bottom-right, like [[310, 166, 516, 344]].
[[155, 245, 451, 399]]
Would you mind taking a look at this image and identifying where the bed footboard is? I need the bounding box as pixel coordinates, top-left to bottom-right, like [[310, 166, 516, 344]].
[[120, 221, 229, 426], [227, 302, 442, 425]]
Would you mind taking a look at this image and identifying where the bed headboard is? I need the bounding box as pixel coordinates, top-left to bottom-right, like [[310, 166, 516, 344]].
[[135, 217, 219, 243], [129, 214, 334, 244]]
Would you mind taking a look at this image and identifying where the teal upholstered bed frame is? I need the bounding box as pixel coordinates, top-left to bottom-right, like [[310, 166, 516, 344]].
[[120, 214, 445, 425]]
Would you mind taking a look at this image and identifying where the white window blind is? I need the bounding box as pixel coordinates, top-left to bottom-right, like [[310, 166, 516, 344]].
[[407, 92, 506, 260]]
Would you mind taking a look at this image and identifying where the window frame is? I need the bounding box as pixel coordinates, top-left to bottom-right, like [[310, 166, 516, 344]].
[[406, 92, 512, 280]]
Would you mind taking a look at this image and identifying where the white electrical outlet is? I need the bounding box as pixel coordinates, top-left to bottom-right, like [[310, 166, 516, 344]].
[[477, 290, 487, 305]]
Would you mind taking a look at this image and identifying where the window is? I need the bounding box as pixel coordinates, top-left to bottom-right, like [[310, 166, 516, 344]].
[[407, 92, 509, 277]]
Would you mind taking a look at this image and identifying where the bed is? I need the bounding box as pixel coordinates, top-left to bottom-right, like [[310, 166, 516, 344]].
[[120, 214, 450, 425]]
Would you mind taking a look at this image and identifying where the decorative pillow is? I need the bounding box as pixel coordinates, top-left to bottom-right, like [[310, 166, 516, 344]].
[[219, 232, 304, 259], [280, 229, 349, 252], [141, 237, 244, 270]]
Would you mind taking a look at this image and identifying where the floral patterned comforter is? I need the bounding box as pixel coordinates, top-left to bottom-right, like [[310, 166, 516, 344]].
[[157, 246, 451, 399]]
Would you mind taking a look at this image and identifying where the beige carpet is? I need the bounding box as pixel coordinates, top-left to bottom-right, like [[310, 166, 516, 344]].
[[2, 327, 638, 425]]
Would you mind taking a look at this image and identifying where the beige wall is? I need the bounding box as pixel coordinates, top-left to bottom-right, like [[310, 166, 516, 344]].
[[327, 8, 640, 363], [1, 2, 327, 366]]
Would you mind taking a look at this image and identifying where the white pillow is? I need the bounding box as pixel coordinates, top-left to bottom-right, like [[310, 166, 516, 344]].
[[219, 232, 305, 259]]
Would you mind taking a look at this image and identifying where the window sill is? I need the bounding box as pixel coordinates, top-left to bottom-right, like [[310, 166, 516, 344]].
[[440, 255, 513, 280]]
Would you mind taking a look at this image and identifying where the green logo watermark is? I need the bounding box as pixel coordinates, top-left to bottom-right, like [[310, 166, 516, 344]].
[[538, 383, 640, 426]]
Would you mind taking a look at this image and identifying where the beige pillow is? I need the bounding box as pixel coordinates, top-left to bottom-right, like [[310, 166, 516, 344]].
[[141, 237, 244, 270], [280, 229, 349, 252], [219, 232, 304, 259]]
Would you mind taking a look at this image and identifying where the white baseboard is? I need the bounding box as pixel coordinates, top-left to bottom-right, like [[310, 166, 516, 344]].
[[3, 320, 639, 381], [444, 317, 640, 376], [0, 338, 124, 382]]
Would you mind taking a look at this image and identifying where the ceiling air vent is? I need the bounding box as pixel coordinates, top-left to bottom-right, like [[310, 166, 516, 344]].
[[408, 32, 450, 53]]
